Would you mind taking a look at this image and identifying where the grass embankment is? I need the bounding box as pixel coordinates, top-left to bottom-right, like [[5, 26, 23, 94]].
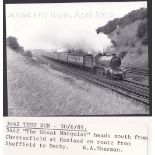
[[7, 47, 148, 116]]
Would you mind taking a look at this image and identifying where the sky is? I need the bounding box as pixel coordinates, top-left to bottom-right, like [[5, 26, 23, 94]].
[[6, 2, 147, 51]]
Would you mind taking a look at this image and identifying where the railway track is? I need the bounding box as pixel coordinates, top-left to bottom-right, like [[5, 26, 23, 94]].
[[122, 79, 149, 90], [32, 55, 150, 105], [126, 67, 149, 76]]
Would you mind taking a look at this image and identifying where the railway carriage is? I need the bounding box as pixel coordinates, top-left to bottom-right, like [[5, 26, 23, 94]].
[[51, 52, 59, 60], [67, 54, 84, 66], [58, 52, 68, 62]]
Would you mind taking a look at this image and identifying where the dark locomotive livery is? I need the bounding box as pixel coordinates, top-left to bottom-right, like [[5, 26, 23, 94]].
[[42, 51, 126, 80]]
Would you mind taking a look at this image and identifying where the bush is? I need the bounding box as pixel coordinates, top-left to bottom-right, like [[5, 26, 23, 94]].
[[137, 48, 143, 55], [19, 46, 24, 54], [116, 30, 120, 35], [142, 38, 148, 45], [24, 50, 32, 57], [119, 51, 128, 59], [136, 20, 147, 38], [125, 41, 129, 46]]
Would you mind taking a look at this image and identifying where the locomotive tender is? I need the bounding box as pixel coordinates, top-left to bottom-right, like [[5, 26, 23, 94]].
[[42, 51, 126, 80]]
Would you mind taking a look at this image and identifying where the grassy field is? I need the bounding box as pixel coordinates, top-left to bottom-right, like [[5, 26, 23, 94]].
[[7, 47, 148, 116]]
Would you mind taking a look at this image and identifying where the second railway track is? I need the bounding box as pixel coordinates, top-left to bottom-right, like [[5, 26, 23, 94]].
[[126, 67, 149, 76]]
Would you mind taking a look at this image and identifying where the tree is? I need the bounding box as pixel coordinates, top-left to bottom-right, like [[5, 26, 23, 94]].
[[96, 8, 147, 35], [7, 36, 20, 51], [7, 36, 25, 54]]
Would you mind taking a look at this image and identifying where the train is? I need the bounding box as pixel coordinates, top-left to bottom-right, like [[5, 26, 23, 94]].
[[42, 51, 126, 80]]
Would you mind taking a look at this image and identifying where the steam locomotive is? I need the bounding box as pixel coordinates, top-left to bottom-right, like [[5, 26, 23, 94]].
[[42, 51, 126, 80]]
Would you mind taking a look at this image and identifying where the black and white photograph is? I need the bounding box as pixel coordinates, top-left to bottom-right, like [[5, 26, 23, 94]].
[[4, 1, 151, 116]]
